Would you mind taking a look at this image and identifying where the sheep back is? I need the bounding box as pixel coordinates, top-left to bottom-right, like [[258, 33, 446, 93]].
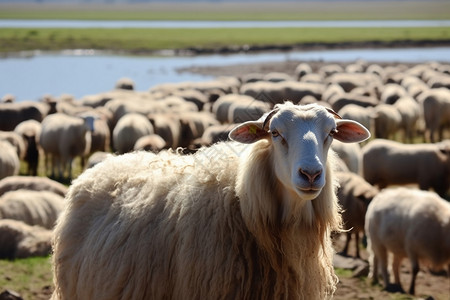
[[0, 190, 64, 229], [362, 139, 450, 197]]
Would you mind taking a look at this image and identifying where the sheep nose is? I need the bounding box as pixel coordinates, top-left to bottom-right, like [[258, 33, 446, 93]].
[[299, 168, 322, 184]]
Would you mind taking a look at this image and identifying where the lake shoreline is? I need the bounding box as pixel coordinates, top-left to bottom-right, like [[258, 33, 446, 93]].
[[127, 39, 450, 56]]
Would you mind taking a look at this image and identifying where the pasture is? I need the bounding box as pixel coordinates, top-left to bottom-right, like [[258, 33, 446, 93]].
[[0, 1, 449, 53], [0, 1, 449, 21], [1, 1, 450, 299], [1, 59, 450, 300]]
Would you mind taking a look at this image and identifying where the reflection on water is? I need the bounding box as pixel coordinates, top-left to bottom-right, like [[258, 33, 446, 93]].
[[1, 47, 449, 101]]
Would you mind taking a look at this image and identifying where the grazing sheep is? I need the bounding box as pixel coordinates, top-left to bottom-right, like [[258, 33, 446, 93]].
[[0, 190, 64, 229], [393, 96, 421, 143], [419, 88, 450, 142], [0, 140, 20, 180], [372, 104, 402, 140], [112, 113, 154, 154], [14, 119, 42, 176], [362, 139, 450, 197], [227, 98, 271, 124], [331, 140, 363, 174], [294, 62, 312, 80], [0, 176, 67, 198], [84, 152, 112, 170], [0, 101, 48, 131], [380, 83, 408, 105], [51, 102, 370, 300], [133, 134, 166, 152], [240, 81, 324, 104], [147, 113, 181, 150], [212, 94, 257, 123], [335, 172, 378, 258], [326, 73, 381, 93], [115, 77, 135, 90], [365, 187, 450, 295], [0, 130, 26, 160], [338, 104, 373, 136], [40, 113, 95, 179], [328, 92, 378, 113], [0, 219, 52, 259]]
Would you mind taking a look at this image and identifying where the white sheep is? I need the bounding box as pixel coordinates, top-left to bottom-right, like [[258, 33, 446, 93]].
[[335, 171, 378, 258], [362, 139, 450, 197], [393, 96, 422, 143], [0, 190, 64, 229], [365, 187, 450, 295], [0, 219, 52, 259], [0, 140, 20, 180], [0, 176, 68, 198], [51, 102, 370, 300], [419, 87, 450, 143], [331, 140, 363, 174], [112, 112, 154, 154], [40, 113, 95, 179]]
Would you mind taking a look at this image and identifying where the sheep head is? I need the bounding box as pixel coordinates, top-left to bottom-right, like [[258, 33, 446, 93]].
[[229, 102, 370, 201]]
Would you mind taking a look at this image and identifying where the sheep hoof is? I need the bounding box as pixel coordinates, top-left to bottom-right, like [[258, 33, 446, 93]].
[[384, 283, 405, 294]]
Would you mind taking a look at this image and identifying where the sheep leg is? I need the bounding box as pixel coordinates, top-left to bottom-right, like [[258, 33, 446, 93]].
[[340, 231, 351, 256], [408, 259, 419, 295], [391, 254, 405, 293], [354, 231, 360, 259]]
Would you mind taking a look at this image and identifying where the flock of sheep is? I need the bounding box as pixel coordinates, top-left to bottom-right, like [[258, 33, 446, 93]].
[[1, 59, 450, 298]]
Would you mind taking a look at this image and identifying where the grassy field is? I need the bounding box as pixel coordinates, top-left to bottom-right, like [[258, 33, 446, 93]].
[[1, 27, 449, 54], [0, 256, 53, 299], [0, 1, 449, 54], [0, 1, 449, 21]]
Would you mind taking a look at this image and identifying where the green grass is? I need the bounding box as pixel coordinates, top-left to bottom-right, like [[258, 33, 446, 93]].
[[0, 1, 449, 21], [1, 27, 449, 54], [0, 256, 53, 299]]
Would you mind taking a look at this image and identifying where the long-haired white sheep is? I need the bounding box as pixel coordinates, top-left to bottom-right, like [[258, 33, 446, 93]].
[[365, 187, 450, 295], [0, 190, 64, 229], [51, 102, 370, 300]]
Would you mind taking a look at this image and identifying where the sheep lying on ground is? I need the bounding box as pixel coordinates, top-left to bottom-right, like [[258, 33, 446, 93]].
[[0, 219, 52, 259], [365, 187, 450, 295], [335, 172, 378, 258], [0, 176, 68, 197], [362, 139, 450, 197], [51, 102, 370, 300], [0, 190, 64, 229]]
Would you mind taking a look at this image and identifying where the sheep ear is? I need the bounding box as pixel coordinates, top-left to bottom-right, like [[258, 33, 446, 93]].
[[228, 121, 269, 144], [229, 109, 278, 144], [334, 119, 371, 143]]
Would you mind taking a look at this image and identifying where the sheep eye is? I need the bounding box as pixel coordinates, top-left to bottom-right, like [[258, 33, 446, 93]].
[[271, 130, 280, 138]]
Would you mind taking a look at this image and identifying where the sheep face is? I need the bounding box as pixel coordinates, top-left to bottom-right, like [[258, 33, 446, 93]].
[[230, 102, 370, 201], [268, 106, 336, 200]]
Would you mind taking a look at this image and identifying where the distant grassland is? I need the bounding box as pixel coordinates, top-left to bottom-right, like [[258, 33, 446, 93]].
[[0, 1, 449, 20], [0, 1, 449, 53], [1, 27, 449, 53]]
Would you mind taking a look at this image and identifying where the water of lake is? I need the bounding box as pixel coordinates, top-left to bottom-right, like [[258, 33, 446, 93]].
[[1, 47, 449, 101]]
